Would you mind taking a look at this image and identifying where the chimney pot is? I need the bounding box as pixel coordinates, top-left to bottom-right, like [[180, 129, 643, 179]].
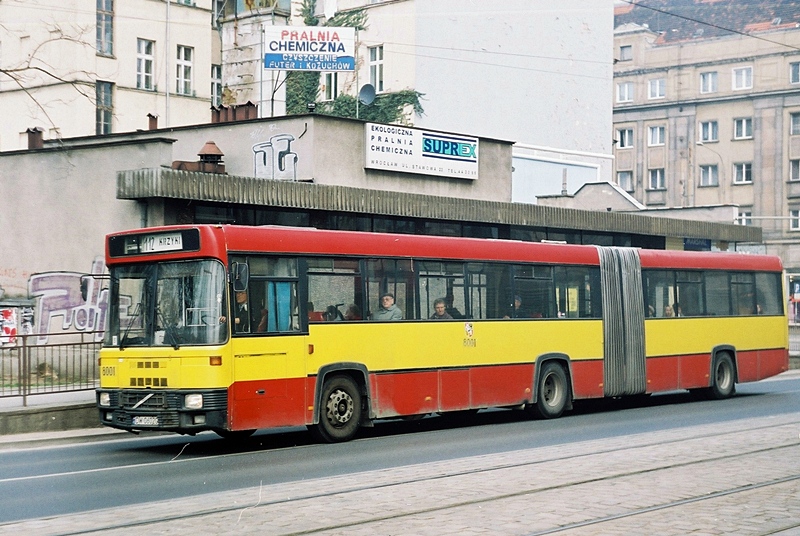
[[147, 113, 159, 130], [26, 127, 44, 150], [198, 141, 224, 163]]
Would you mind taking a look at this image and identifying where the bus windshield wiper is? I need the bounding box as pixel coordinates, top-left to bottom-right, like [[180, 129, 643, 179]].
[[119, 302, 141, 351]]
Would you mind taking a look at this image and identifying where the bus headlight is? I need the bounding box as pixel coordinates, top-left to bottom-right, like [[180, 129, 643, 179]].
[[99, 392, 111, 407], [185, 394, 204, 409]]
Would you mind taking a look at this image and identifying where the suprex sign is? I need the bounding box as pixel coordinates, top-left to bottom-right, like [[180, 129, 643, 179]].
[[422, 135, 477, 161]]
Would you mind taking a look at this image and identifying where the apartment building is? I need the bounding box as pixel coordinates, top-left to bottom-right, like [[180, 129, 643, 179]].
[[613, 0, 800, 276], [0, 0, 221, 151]]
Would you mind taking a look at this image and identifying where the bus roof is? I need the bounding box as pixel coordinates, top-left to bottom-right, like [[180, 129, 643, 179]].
[[106, 224, 783, 272]]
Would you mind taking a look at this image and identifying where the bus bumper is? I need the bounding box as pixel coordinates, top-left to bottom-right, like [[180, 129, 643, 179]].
[[96, 388, 228, 434]]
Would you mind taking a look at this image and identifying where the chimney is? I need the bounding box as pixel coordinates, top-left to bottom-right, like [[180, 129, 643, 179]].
[[26, 127, 44, 150], [173, 141, 226, 174], [147, 113, 159, 130]]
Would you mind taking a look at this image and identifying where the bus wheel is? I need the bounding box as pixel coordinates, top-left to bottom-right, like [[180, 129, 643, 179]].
[[706, 353, 736, 400], [314, 375, 362, 443], [529, 361, 569, 419]]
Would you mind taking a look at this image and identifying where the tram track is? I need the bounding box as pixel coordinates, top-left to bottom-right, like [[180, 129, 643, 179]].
[[26, 415, 800, 536]]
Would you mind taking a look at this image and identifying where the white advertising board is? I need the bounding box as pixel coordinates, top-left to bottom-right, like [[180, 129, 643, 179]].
[[263, 27, 356, 71], [364, 123, 479, 180]]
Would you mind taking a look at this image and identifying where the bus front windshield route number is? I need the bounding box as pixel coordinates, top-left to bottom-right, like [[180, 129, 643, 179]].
[[141, 233, 183, 253]]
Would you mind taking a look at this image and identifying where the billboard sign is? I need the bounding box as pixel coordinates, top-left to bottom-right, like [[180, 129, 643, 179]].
[[263, 27, 355, 71], [365, 123, 479, 180]]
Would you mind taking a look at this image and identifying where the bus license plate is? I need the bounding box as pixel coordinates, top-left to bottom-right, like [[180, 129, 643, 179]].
[[132, 416, 159, 426]]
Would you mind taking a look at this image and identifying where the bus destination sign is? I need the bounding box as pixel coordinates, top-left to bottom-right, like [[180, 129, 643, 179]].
[[139, 232, 183, 253], [108, 229, 201, 258]]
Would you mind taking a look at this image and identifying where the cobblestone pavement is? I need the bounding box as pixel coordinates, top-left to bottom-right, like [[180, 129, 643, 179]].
[[3, 411, 800, 536]]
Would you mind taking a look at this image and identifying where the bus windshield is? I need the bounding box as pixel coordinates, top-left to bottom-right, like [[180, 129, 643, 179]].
[[104, 259, 228, 348]]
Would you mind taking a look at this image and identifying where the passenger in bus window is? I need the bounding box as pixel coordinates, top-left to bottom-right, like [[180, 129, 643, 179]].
[[663, 305, 674, 318], [430, 298, 453, 320], [504, 295, 530, 319], [371, 293, 403, 321], [444, 292, 464, 319], [673, 303, 682, 317], [233, 291, 250, 332], [344, 304, 362, 320]]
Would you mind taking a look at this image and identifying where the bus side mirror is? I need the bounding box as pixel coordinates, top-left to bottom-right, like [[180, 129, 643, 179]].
[[232, 262, 249, 292]]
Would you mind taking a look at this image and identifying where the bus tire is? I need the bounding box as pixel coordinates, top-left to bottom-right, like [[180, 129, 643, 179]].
[[706, 353, 736, 400], [529, 361, 569, 419], [313, 375, 362, 443]]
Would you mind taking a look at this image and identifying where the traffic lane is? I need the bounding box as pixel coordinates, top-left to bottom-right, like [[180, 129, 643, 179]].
[[1, 375, 798, 483], [0, 376, 798, 523]]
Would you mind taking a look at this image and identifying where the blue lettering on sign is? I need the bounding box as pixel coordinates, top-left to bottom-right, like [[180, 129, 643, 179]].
[[422, 136, 477, 162]]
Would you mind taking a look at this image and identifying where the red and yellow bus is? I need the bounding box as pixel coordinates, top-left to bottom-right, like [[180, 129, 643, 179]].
[[96, 225, 789, 442]]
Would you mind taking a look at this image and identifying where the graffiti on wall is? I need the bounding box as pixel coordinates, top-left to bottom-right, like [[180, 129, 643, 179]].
[[28, 258, 108, 344], [253, 132, 299, 181]]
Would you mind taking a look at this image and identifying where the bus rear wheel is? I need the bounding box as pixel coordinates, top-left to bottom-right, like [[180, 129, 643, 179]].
[[312, 375, 362, 443], [705, 353, 736, 400], [528, 361, 569, 419]]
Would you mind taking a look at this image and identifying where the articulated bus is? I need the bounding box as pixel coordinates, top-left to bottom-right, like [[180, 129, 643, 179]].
[[96, 225, 789, 442]]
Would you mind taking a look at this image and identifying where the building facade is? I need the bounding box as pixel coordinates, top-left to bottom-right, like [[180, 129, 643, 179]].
[[0, 0, 221, 151], [613, 0, 800, 284], [225, 0, 616, 200]]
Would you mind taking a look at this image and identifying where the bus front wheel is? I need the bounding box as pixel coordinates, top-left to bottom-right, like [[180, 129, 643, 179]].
[[528, 361, 569, 419], [312, 375, 362, 443]]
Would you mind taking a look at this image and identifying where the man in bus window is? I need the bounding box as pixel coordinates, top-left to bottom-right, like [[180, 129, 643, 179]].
[[233, 290, 250, 332], [504, 295, 530, 319], [430, 298, 453, 320], [372, 293, 403, 321]]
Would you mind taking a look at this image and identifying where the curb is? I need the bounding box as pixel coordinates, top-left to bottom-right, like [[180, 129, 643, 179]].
[[0, 403, 101, 436]]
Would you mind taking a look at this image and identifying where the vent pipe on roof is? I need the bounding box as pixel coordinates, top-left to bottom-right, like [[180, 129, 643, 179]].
[[147, 113, 159, 130]]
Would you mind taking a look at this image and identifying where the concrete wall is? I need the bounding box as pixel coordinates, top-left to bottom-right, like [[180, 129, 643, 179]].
[[0, 139, 174, 297]]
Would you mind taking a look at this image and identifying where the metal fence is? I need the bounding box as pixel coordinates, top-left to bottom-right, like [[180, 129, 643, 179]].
[[0, 331, 101, 406]]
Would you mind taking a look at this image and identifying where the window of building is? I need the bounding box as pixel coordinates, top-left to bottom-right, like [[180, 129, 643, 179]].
[[96, 0, 113, 56], [616, 81, 633, 103], [732, 66, 753, 90], [700, 71, 717, 94], [734, 162, 753, 184], [616, 128, 633, 148], [617, 170, 634, 192], [136, 39, 155, 90], [700, 164, 718, 186], [211, 64, 222, 106], [791, 112, 800, 135], [737, 209, 752, 226], [95, 81, 113, 135], [791, 209, 800, 231], [176, 45, 193, 95], [699, 120, 718, 142], [648, 125, 665, 146], [792, 62, 800, 84], [176, 0, 193, 4], [369, 45, 384, 92], [323, 72, 339, 101], [734, 117, 752, 139], [648, 168, 665, 190], [619, 45, 632, 62], [648, 78, 665, 99], [791, 159, 800, 181]]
